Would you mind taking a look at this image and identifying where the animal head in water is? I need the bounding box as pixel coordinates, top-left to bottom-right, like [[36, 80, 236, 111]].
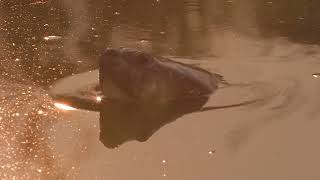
[[100, 48, 221, 104], [48, 48, 260, 149], [49, 48, 224, 110]]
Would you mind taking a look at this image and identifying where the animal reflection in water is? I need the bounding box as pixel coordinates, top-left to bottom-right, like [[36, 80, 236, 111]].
[[49, 48, 258, 148]]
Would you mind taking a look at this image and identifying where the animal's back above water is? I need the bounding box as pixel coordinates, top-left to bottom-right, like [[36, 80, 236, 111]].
[[99, 48, 223, 104], [49, 48, 225, 111]]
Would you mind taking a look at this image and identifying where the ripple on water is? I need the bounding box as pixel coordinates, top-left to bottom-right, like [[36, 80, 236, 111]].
[[217, 60, 318, 152]]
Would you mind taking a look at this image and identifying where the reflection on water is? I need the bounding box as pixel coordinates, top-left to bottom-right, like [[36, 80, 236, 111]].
[[0, 0, 320, 179], [54, 102, 76, 111], [99, 99, 207, 149]]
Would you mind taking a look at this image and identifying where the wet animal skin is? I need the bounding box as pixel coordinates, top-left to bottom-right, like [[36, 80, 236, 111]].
[[99, 48, 223, 105]]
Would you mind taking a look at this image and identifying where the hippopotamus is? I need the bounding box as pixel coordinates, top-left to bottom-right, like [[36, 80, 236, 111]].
[[49, 48, 257, 148]]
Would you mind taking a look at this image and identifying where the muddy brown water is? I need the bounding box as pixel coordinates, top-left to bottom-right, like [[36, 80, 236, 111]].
[[0, 0, 320, 179]]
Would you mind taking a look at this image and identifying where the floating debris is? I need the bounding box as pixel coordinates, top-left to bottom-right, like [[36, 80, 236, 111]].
[[43, 36, 62, 41], [29, 1, 47, 5], [139, 39, 149, 43]]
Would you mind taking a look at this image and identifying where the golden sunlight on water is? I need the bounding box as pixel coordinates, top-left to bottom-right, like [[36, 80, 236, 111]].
[[1, 0, 320, 179], [54, 103, 77, 111]]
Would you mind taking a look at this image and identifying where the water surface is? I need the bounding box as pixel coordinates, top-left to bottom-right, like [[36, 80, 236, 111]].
[[1, 0, 320, 179]]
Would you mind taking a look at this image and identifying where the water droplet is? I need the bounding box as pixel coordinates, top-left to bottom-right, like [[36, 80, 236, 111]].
[[96, 96, 102, 102], [114, 11, 120, 15], [162, 160, 166, 163], [208, 150, 215, 155]]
